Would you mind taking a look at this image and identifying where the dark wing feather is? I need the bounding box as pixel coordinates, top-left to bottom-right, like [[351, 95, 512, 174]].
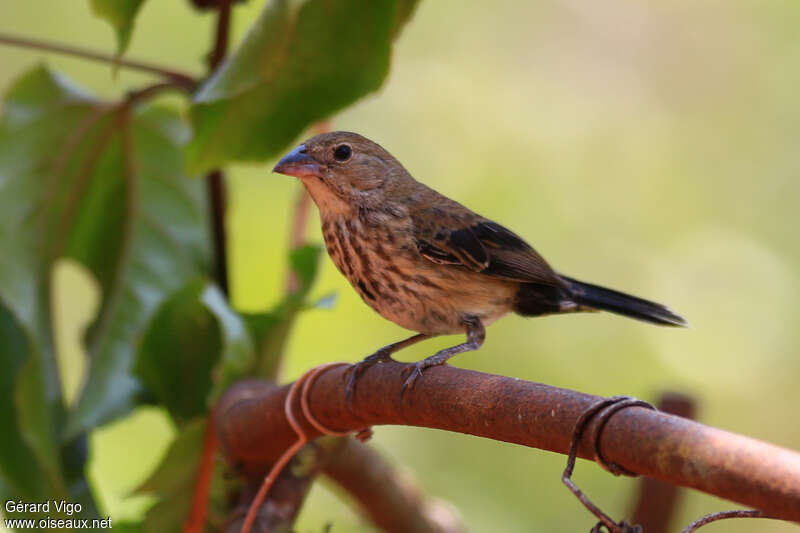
[[472, 221, 560, 285], [417, 226, 488, 270], [412, 203, 561, 286], [417, 240, 460, 264]]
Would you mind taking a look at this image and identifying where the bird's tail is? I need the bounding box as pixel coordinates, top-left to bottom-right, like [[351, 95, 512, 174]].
[[560, 275, 687, 327]]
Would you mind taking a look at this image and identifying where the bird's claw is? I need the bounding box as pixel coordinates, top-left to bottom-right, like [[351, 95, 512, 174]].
[[344, 350, 391, 409], [344, 364, 365, 408], [400, 363, 425, 397]]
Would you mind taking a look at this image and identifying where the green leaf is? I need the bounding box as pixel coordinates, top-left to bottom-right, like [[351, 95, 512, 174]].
[[289, 244, 322, 296], [143, 489, 195, 533], [0, 302, 50, 500], [203, 284, 255, 403], [0, 301, 98, 510], [134, 280, 220, 423], [246, 244, 325, 378], [0, 66, 209, 440], [89, 0, 148, 55], [134, 280, 253, 423], [15, 355, 66, 496], [137, 417, 205, 496], [390, 0, 421, 39], [186, 0, 421, 173], [243, 310, 289, 379], [70, 107, 209, 437], [138, 417, 218, 533]]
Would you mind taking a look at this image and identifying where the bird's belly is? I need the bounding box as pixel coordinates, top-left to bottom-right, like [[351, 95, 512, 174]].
[[355, 268, 515, 334], [375, 265, 516, 334], [323, 221, 516, 334]]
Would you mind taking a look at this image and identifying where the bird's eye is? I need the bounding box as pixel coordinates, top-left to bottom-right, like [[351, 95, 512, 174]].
[[333, 144, 352, 162]]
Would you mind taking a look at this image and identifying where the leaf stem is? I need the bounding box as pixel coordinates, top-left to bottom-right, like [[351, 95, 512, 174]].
[[0, 33, 197, 90]]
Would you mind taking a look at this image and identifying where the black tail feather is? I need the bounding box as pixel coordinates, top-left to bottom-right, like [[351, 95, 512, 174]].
[[559, 275, 687, 327]]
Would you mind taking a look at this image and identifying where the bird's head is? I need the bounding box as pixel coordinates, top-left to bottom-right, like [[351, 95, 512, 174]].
[[273, 131, 410, 215]]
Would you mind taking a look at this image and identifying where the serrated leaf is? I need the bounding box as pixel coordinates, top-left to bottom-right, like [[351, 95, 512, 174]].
[[186, 0, 421, 172], [0, 66, 209, 440], [89, 0, 148, 55]]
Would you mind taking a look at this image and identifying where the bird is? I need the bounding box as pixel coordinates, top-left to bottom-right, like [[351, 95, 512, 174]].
[[273, 131, 686, 397]]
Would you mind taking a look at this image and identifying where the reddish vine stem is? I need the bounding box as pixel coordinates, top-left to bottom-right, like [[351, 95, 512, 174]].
[[240, 364, 348, 533], [216, 362, 800, 522], [0, 33, 196, 89], [183, 415, 219, 533]]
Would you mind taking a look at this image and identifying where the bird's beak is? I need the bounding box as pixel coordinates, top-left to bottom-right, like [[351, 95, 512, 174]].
[[272, 144, 322, 178]]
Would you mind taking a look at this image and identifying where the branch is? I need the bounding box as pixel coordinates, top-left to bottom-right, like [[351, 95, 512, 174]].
[[203, 0, 234, 297], [205, 170, 229, 295], [323, 437, 465, 533], [0, 33, 196, 90], [207, 0, 232, 71], [215, 363, 800, 523], [225, 440, 337, 533]]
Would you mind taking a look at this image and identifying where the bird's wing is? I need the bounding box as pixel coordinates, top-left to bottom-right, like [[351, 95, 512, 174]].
[[411, 202, 562, 286]]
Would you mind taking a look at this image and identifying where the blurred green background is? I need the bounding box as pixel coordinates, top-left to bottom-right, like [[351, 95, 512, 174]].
[[2, 1, 799, 531]]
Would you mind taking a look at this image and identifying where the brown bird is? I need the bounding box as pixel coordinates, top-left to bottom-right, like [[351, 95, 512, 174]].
[[273, 132, 686, 396]]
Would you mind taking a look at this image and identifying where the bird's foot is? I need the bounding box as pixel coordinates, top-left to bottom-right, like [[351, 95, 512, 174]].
[[400, 363, 426, 397], [400, 358, 450, 397], [344, 349, 393, 408]]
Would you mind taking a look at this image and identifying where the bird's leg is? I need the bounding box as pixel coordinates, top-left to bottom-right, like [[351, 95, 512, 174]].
[[345, 333, 430, 405], [401, 316, 486, 396]]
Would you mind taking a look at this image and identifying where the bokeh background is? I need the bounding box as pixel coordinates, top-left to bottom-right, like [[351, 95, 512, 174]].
[[2, 1, 799, 531]]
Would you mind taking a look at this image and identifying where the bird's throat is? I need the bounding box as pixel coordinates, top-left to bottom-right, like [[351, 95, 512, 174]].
[[300, 176, 355, 217]]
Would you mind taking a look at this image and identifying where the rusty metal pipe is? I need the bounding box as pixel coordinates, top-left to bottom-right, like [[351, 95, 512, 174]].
[[216, 364, 800, 522]]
